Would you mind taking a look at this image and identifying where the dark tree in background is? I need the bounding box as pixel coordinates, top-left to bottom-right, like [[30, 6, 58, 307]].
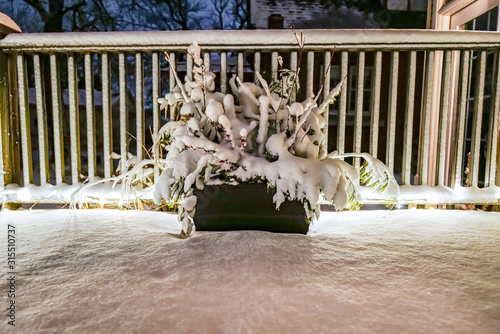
[[212, 0, 229, 29], [210, 0, 247, 30], [0, 0, 250, 32], [23, 0, 83, 32], [3, 0, 118, 32], [158, 0, 207, 30]]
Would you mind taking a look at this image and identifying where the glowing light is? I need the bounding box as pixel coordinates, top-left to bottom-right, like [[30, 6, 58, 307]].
[[17, 188, 32, 202]]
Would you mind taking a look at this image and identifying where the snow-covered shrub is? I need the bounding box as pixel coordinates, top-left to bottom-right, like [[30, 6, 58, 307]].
[[154, 42, 399, 238]]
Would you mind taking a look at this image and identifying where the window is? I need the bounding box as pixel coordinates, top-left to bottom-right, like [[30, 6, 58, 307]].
[[386, 0, 428, 11], [268, 14, 284, 29], [465, 5, 499, 30], [461, 6, 499, 186]]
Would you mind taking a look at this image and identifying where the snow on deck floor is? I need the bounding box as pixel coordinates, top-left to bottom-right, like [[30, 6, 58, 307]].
[[1, 209, 500, 333]]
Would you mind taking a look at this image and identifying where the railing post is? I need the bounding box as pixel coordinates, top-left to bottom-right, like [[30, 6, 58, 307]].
[[0, 13, 21, 195], [0, 51, 10, 190]]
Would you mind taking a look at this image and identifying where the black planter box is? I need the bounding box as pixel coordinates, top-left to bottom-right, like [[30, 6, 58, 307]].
[[193, 183, 309, 234]]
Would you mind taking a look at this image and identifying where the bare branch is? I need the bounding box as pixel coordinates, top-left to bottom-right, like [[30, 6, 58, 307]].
[[62, 1, 86, 15], [22, 0, 49, 22]]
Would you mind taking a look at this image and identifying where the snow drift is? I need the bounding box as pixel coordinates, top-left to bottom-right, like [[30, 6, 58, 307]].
[[1, 208, 499, 333]]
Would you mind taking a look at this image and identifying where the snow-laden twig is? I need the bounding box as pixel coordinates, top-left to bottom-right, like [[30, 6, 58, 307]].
[[327, 151, 400, 200], [255, 71, 280, 113], [287, 77, 346, 150], [70, 158, 168, 210], [164, 52, 190, 102]]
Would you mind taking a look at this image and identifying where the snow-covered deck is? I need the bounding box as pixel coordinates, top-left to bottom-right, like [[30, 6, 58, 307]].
[[2, 208, 499, 332]]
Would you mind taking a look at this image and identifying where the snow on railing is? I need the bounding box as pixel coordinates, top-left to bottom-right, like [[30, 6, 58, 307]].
[[0, 29, 499, 206]]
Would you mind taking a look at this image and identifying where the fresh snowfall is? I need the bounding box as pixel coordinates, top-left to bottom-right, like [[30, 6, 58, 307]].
[[1, 208, 499, 333]]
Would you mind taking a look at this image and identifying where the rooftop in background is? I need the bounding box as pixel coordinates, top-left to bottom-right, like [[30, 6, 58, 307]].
[[0, 12, 21, 36]]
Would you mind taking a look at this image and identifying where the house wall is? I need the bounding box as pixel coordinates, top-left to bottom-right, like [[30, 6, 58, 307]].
[[249, 0, 426, 29], [250, 0, 329, 29], [387, 0, 428, 11]]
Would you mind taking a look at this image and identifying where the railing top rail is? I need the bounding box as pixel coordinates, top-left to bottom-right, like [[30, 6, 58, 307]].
[[1, 29, 500, 53]]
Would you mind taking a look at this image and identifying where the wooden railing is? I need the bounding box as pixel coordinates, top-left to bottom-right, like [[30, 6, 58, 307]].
[[0, 29, 499, 205]]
